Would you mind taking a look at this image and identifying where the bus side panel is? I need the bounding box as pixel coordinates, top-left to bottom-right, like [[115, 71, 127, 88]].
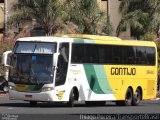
[[68, 64, 116, 101], [138, 66, 157, 100], [104, 65, 157, 101]]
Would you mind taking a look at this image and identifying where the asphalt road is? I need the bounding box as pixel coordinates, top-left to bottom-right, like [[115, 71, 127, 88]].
[[0, 93, 160, 120]]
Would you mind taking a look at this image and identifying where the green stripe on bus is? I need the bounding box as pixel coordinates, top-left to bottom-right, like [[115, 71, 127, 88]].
[[74, 38, 95, 43], [83, 65, 104, 94], [84, 65, 113, 94], [93, 65, 113, 94], [83, 64, 104, 94]]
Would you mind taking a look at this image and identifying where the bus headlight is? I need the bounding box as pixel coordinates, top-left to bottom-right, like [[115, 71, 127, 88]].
[[8, 85, 16, 90], [41, 87, 53, 92]]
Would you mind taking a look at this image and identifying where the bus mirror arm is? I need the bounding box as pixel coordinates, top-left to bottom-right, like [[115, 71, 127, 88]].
[[53, 66, 58, 70], [53, 53, 60, 68]]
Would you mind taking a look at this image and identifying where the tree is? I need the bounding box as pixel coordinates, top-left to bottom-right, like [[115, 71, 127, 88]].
[[8, 0, 66, 35], [146, 0, 160, 36], [117, 0, 160, 39], [8, 0, 113, 35], [64, 0, 113, 35]]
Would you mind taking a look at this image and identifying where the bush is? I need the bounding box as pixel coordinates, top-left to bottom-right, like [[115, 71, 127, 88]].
[[142, 33, 157, 41]]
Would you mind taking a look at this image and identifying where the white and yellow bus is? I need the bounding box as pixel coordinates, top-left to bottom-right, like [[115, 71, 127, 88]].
[[2, 34, 158, 106]]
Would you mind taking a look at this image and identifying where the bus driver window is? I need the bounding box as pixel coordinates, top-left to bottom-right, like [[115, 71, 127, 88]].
[[55, 43, 69, 86]]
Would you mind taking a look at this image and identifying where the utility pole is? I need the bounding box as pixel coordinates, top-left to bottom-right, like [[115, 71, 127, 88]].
[[106, 0, 109, 18], [4, 0, 8, 41]]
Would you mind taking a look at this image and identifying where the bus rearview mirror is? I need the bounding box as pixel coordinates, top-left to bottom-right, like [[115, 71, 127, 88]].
[[2, 50, 12, 67]]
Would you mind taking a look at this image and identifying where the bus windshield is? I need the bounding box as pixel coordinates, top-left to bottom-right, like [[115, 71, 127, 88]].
[[9, 42, 57, 85], [9, 54, 53, 84]]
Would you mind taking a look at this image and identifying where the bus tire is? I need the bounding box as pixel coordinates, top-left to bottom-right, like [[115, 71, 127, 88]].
[[67, 89, 77, 107], [116, 88, 133, 106], [132, 88, 141, 106], [29, 101, 37, 107], [124, 88, 133, 106]]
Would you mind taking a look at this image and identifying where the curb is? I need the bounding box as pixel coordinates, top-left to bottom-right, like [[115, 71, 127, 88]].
[[151, 98, 160, 101]]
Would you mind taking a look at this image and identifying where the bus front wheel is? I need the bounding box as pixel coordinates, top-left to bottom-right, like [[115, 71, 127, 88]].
[[67, 89, 77, 107]]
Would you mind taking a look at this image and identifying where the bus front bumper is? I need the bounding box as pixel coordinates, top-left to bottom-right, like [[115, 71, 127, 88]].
[[9, 90, 59, 102]]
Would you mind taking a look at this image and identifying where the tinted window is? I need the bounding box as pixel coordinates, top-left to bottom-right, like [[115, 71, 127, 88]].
[[98, 45, 112, 64], [55, 43, 69, 86], [146, 47, 155, 65], [136, 47, 146, 65], [84, 44, 99, 63], [123, 46, 136, 64], [112, 46, 123, 64], [71, 43, 155, 66], [71, 44, 85, 63]]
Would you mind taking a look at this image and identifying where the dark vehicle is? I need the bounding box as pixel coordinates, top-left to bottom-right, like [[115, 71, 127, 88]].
[[0, 76, 8, 92]]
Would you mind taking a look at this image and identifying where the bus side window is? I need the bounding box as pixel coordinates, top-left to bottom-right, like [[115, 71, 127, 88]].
[[114, 56, 120, 63], [84, 44, 99, 63], [55, 43, 69, 86], [112, 46, 122, 64], [71, 44, 85, 63], [146, 47, 155, 65], [136, 47, 146, 65]]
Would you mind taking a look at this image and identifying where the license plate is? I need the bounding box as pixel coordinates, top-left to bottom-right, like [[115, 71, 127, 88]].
[[25, 95, 32, 98]]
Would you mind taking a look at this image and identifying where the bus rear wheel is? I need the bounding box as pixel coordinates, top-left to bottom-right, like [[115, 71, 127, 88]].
[[116, 88, 133, 106], [132, 88, 141, 106]]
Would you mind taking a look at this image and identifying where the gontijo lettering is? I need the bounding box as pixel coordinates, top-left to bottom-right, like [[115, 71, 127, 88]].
[[111, 67, 136, 75]]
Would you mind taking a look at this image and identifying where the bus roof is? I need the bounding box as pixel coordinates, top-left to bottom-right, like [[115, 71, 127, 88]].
[[62, 34, 122, 41], [16, 35, 156, 47], [16, 36, 73, 43]]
